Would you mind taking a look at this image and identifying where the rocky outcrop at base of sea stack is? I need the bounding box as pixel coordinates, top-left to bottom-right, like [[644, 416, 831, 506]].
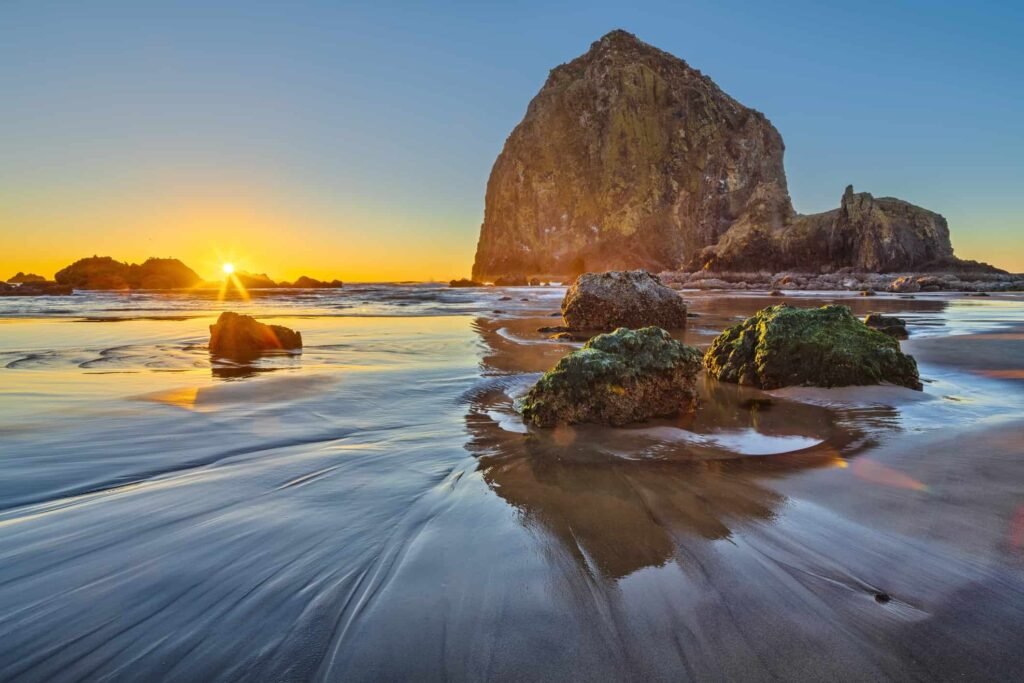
[[658, 269, 1024, 293], [471, 30, 1000, 281]]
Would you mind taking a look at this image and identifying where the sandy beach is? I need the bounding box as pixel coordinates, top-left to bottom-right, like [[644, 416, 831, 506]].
[[0, 286, 1022, 680]]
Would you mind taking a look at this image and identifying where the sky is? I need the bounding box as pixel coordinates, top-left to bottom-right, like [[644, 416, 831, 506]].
[[1, 0, 1022, 281]]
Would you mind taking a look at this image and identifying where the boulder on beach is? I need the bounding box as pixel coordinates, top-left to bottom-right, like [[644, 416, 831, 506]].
[[562, 270, 688, 331], [208, 312, 302, 359], [704, 304, 921, 390], [519, 326, 703, 427], [864, 313, 909, 339]]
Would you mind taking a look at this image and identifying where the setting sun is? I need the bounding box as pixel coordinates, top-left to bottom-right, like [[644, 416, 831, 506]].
[[222, 263, 234, 275]]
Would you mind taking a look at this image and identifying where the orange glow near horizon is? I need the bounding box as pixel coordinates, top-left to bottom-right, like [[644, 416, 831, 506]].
[[0, 188, 480, 283]]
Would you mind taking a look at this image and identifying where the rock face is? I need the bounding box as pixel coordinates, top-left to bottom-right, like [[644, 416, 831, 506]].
[[519, 326, 702, 427], [55, 257, 201, 289], [472, 30, 792, 281], [694, 185, 960, 273], [472, 30, 981, 279], [562, 270, 688, 330], [704, 304, 921, 390], [208, 312, 303, 359]]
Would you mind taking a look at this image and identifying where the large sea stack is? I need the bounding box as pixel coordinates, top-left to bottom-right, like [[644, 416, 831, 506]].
[[471, 30, 985, 281]]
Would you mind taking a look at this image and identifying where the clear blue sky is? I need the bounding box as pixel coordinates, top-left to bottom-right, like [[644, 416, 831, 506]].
[[2, 0, 1022, 278]]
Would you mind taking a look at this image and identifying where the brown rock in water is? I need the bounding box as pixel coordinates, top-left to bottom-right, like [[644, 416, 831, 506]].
[[472, 30, 792, 281], [209, 312, 302, 359], [449, 278, 484, 288], [288, 276, 343, 289], [562, 270, 687, 331], [471, 30, 990, 279]]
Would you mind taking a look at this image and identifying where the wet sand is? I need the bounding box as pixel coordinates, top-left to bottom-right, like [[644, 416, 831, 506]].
[[1, 288, 1023, 680]]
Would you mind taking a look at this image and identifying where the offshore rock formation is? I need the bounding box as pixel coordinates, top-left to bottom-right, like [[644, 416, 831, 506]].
[[6, 272, 46, 284], [472, 30, 984, 280], [704, 304, 922, 390], [693, 185, 963, 273], [473, 29, 792, 281], [55, 256, 201, 290], [285, 276, 344, 289], [208, 312, 303, 359], [561, 270, 687, 330], [519, 326, 702, 427]]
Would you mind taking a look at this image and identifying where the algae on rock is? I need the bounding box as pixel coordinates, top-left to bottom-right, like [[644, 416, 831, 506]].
[[520, 326, 702, 427], [703, 304, 921, 390]]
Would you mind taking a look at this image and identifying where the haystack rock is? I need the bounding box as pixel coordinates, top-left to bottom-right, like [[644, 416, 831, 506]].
[[472, 30, 984, 280]]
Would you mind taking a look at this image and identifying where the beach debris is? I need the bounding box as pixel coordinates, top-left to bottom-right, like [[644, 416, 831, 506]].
[[561, 270, 688, 331], [519, 326, 702, 427], [208, 311, 302, 358], [864, 313, 909, 339], [704, 304, 921, 390]]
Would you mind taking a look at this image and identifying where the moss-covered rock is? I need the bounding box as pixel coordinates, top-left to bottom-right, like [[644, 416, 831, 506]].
[[519, 327, 702, 427], [704, 304, 921, 390]]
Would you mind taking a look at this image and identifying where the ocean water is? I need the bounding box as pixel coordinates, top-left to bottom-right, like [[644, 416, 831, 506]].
[[2, 286, 1024, 681]]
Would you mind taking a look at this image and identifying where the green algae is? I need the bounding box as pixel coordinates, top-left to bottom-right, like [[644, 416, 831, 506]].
[[703, 304, 921, 390], [520, 327, 703, 427]]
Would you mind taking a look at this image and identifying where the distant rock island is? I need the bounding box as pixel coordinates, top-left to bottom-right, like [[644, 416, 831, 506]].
[[23, 256, 344, 291], [6, 272, 46, 284], [55, 256, 202, 290], [471, 30, 1001, 281]]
